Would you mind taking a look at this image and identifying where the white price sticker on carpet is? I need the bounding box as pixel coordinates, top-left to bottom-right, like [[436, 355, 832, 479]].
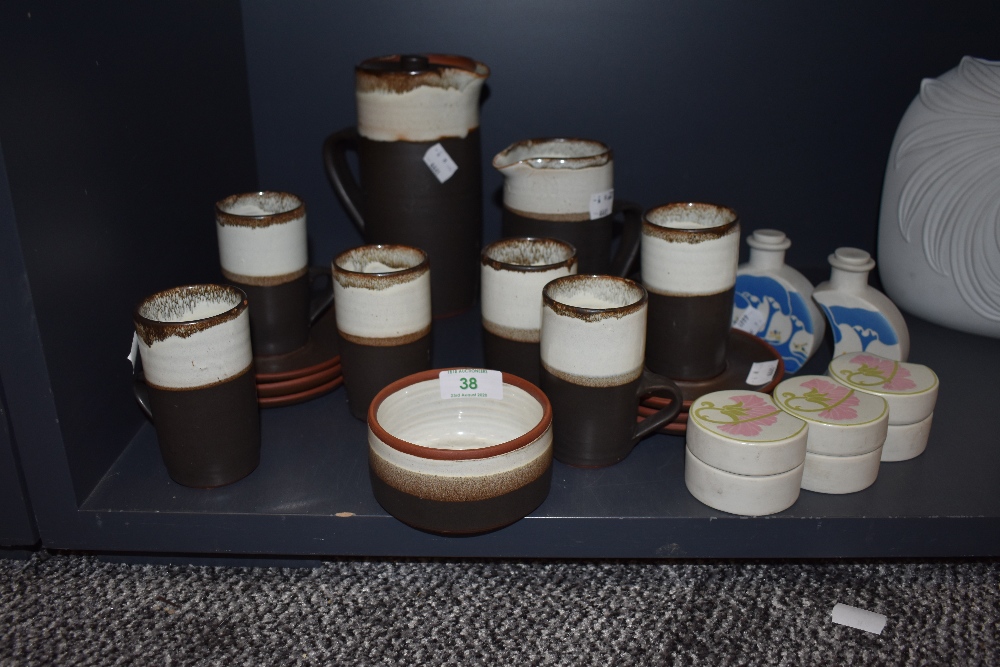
[[439, 369, 503, 399], [831, 603, 886, 635], [423, 143, 458, 183], [589, 189, 614, 219], [746, 359, 779, 386], [733, 306, 766, 335]]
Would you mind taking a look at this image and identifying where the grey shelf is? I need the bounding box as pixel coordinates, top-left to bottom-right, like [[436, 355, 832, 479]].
[[70, 310, 1000, 558]]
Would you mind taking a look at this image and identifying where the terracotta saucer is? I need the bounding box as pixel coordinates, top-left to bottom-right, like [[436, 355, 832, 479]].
[[638, 329, 784, 434], [255, 305, 340, 383], [259, 376, 344, 409], [256, 363, 342, 398]]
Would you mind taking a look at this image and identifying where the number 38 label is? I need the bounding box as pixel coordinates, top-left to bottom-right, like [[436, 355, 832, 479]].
[[439, 369, 504, 400]]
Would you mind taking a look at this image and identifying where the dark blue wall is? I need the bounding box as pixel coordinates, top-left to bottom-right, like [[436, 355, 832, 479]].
[[242, 0, 1000, 272]]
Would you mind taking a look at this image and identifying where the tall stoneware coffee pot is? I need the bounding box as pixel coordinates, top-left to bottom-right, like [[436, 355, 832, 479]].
[[324, 54, 489, 318]]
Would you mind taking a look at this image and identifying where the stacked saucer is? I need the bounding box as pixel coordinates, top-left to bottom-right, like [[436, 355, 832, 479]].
[[637, 329, 785, 434], [254, 305, 342, 408]]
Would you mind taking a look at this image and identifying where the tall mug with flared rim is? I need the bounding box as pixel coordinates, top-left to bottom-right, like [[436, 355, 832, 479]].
[[493, 138, 643, 276], [216, 191, 324, 357], [324, 54, 489, 318], [333, 244, 432, 420], [132, 284, 261, 488], [480, 237, 578, 386], [539, 275, 683, 467], [641, 202, 741, 381]]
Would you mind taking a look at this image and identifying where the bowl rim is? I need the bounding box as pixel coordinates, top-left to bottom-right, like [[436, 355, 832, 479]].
[[367, 367, 552, 461]]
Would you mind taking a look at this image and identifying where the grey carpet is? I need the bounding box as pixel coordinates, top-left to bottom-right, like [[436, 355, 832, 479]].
[[0, 552, 997, 666]]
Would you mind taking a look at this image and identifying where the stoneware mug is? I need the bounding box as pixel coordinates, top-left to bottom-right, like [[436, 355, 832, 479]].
[[132, 284, 260, 488], [368, 368, 553, 534], [642, 202, 741, 381], [493, 138, 643, 276], [324, 54, 489, 318], [540, 275, 684, 467], [333, 244, 432, 420], [215, 191, 334, 357], [480, 237, 578, 386]]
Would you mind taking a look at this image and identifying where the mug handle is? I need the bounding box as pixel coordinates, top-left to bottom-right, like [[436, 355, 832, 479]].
[[307, 265, 335, 326], [608, 199, 643, 278], [133, 367, 154, 421], [631, 368, 683, 443], [322, 127, 365, 233]]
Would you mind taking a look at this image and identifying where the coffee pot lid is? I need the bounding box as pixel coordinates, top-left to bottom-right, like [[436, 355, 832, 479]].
[[357, 54, 488, 75]]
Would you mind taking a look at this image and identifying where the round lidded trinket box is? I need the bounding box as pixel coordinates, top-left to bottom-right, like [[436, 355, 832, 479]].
[[684, 390, 808, 516], [826, 351, 939, 462], [772, 375, 890, 494]]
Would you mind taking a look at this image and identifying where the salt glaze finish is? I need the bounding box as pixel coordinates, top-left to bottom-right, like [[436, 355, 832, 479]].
[[493, 138, 614, 219], [732, 230, 825, 374], [356, 54, 489, 142], [687, 390, 808, 477], [481, 237, 578, 342], [813, 248, 910, 362], [800, 446, 883, 495], [215, 192, 308, 286], [367, 369, 552, 534], [772, 375, 889, 457], [540, 275, 646, 387], [826, 351, 939, 425], [684, 447, 804, 517], [134, 285, 252, 390], [333, 245, 431, 344], [878, 57, 1000, 339]]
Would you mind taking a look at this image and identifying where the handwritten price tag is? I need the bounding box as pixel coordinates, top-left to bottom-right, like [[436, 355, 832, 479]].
[[746, 360, 780, 386], [733, 306, 767, 335], [423, 143, 459, 183], [589, 189, 614, 220], [439, 369, 504, 400]]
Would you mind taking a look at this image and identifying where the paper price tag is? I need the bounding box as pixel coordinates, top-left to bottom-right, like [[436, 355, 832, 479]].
[[831, 603, 887, 635], [128, 332, 139, 369], [746, 359, 779, 386], [423, 143, 459, 183], [439, 369, 503, 400], [733, 306, 767, 335], [589, 189, 614, 220]]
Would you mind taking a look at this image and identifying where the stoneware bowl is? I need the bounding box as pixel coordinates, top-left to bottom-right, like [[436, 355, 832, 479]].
[[367, 368, 553, 534]]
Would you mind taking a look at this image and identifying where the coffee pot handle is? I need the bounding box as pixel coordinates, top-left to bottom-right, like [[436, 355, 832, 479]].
[[609, 199, 643, 278], [323, 128, 365, 233], [631, 368, 683, 443], [307, 265, 335, 326]]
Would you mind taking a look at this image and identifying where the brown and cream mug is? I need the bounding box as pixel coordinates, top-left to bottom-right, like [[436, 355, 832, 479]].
[[216, 192, 332, 357], [132, 284, 260, 488], [641, 202, 741, 381], [539, 275, 683, 467], [333, 244, 432, 420], [480, 237, 578, 386]]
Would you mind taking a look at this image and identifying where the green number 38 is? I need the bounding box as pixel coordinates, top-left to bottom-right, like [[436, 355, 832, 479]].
[[459, 377, 478, 390]]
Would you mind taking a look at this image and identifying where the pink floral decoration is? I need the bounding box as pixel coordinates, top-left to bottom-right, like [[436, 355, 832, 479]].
[[849, 354, 917, 390], [800, 378, 860, 420], [716, 394, 779, 437]]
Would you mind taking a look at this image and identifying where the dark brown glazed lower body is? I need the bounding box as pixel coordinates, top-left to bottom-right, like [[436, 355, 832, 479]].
[[482, 328, 540, 387], [146, 369, 260, 487], [645, 287, 735, 381], [541, 370, 641, 467], [233, 274, 310, 357], [369, 462, 552, 534], [339, 333, 432, 420], [359, 131, 483, 318], [502, 210, 614, 275]]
